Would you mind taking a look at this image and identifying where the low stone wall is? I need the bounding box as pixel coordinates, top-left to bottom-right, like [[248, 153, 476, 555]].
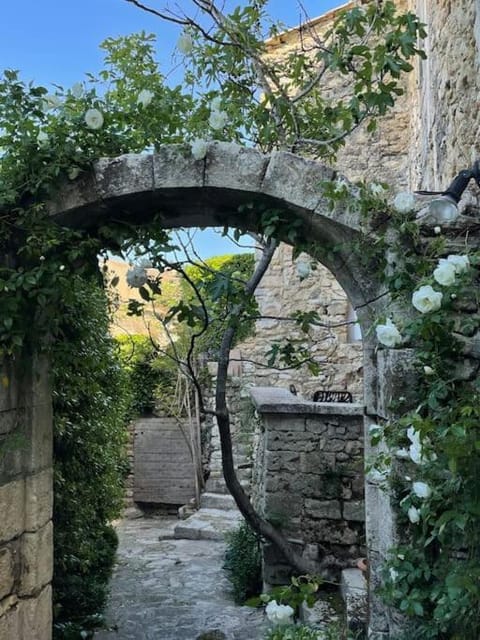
[[250, 387, 365, 585], [0, 358, 53, 640]]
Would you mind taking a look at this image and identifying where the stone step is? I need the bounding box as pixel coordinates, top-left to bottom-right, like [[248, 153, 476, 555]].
[[200, 492, 237, 510], [205, 475, 250, 495], [173, 507, 244, 541]]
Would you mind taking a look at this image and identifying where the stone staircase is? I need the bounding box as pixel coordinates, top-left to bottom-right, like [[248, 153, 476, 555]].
[[173, 429, 251, 541]]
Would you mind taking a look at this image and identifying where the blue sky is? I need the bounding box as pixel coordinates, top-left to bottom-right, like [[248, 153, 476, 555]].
[[0, 0, 341, 257]]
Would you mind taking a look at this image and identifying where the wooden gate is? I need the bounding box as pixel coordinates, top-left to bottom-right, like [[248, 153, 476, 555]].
[[133, 416, 198, 505]]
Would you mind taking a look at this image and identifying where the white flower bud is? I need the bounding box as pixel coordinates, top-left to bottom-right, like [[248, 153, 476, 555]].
[[408, 505, 421, 524], [412, 481, 431, 499]]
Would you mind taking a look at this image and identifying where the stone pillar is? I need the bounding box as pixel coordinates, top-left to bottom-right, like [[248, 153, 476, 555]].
[[0, 356, 53, 640], [250, 387, 365, 585], [365, 349, 417, 639]]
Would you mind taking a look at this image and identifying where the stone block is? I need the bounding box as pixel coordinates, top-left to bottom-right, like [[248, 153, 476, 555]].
[[19, 521, 53, 597], [262, 151, 333, 211], [0, 478, 25, 544], [365, 482, 396, 556], [0, 595, 20, 640], [343, 501, 365, 522], [153, 144, 204, 189], [265, 450, 300, 473], [19, 584, 52, 640], [265, 416, 306, 432], [300, 451, 336, 474], [305, 499, 341, 520], [0, 544, 16, 600], [24, 470, 53, 532], [313, 520, 359, 545], [376, 349, 417, 419], [305, 419, 327, 434], [264, 492, 302, 520], [95, 154, 154, 199], [205, 142, 269, 192]]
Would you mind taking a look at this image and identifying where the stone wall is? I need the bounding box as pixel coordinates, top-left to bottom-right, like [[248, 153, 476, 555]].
[[0, 358, 53, 640], [409, 0, 480, 193], [238, 243, 364, 401], [250, 387, 365, 585]]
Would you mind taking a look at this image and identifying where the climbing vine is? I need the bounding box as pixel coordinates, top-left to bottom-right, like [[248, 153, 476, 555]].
[[322, 180, 480, 638]]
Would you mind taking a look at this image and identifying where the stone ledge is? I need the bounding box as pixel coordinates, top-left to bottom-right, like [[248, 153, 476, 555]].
[[250, 386, 364, 416]]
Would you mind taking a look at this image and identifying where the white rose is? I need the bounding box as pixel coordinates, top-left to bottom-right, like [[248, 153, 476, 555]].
[[370, 182, 386, 196], [137, 89, 154, 108], [446, 254, 470, 274], [434, 226, 442, 235], [84, 108, 104, 130], [375, 318, 402, 347], [408, 505, 421, 524], [209, 109, 228, 130], [412, 285, 443, 313], [177, 31, 194, 54], [265, 600, 294, 626], [37, 130, 49, 147], [423, 366, 434, 376], [71, 82, 84, 98], [126, 265, 148, 288], [407, 426, 425, 465], [393, 191, 416, 213], [412, 481, 431, 499], [43, 94, 62, 110], [191, 138, 208, 161], [296, 260, 311, 280], [433, 259, 456, 286], [210, 96, 222, 111]]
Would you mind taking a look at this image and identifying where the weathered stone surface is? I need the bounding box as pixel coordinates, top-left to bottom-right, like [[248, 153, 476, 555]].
[[0, 545, 16, 600], [95, 154, 153, 199], [18, 584, 52, 640], [376, 349, 417, 420], [305, 499, 342, 520], [343, 501, 365, 522], [19, 521, 53, 597], [0, 478, 25, 544], [205, 142, 270, 192], [0, 595, 20, 640], [24, 469, 53, 532], [153, 144, 204, 189]]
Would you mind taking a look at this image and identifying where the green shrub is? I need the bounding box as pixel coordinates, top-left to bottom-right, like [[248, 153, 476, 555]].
[[223, 520, 262, 604], [52, 276, 130, 636], [264, 625, 319, 640]]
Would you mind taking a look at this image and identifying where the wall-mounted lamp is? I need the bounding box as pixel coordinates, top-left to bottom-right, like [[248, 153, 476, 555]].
[[416, 160, 480, 223]]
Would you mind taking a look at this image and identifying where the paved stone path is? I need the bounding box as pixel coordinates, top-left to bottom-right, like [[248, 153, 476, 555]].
[[94, 515, 268, 640]]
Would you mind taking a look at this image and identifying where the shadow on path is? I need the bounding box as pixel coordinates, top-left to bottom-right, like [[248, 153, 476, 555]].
[[94, 516, 268, 640]]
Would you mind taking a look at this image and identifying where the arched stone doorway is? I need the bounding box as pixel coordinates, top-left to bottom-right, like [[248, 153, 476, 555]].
[[2, 142, 405, 639]]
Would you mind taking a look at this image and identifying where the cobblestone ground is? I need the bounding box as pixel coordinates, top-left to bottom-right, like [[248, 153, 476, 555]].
[[94, 516, 268, 640]]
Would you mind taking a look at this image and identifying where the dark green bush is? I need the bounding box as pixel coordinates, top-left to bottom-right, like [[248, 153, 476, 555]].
[[52, 276, 130, 637], [223, 520, 262, 604]]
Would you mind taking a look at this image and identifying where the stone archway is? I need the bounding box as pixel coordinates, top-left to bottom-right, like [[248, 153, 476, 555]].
[[1, 142, 404, 639]]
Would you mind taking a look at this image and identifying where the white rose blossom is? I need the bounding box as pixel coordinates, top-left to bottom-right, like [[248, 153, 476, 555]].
[[412, 481, 431, 499], [43, 94, 62, 110], [433, 259, 456, 286], [370, 182, 386, 197], [393, 191, 416, 213], [446, 254, 470, 274], [265, 600, 294, 626], [407, 426, 424, 465], [191, 138, 208, 161], [434, 226, 442, 235], [412, 285, 443, 313], [423, 365, 434, 376], [389, 568, 399, 582], [408, 505, 421, 524], [177, 31, 194, 54], [209, 109, 228, 131], [84, 108, 104, 130], [296, 260, 311, 280], [375, 318, 402, 347], [137, 89, 154, 108], [126, 265, 148, 288], [37, 130, 49, 147]]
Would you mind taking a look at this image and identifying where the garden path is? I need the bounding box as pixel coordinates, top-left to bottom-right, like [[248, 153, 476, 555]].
[[94, 514, 268, 640]]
